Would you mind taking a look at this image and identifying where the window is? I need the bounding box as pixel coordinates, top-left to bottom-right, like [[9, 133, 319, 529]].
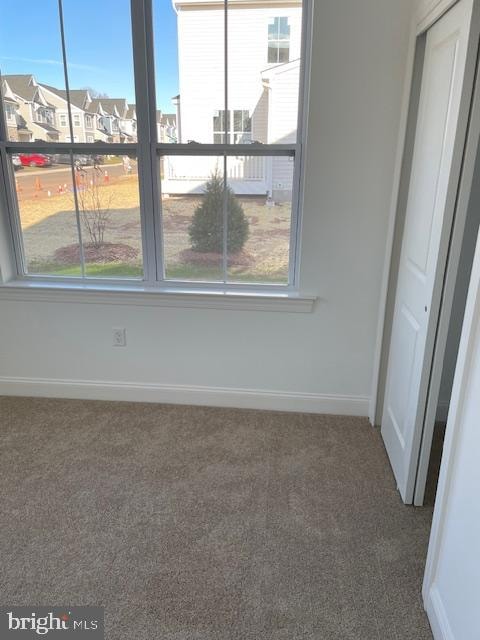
[[233, 110, 252, 144], [213, 110, 230, 144], [5, 102, 15, 123], [213, 110, 251, 144], [0, 0, 308, 290], [268, 17, 290, 63]]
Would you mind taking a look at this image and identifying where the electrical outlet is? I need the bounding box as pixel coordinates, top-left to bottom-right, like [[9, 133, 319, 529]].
[[112, 327, 126, 347]]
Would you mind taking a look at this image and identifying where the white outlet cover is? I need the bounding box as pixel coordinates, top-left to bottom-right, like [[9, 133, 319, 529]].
[[113, 327, 126, 347]]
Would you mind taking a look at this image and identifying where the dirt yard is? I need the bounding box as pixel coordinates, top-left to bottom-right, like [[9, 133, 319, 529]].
[[17, 173, 291, 283]]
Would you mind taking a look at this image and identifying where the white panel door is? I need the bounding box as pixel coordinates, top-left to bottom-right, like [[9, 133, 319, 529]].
[[382, 0, 473, 504]]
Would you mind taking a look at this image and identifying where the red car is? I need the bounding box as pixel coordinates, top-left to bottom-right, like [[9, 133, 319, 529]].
[[19, 153, 52, 168]]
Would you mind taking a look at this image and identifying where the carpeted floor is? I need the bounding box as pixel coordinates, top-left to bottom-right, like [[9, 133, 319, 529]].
[[0, 397, 434, 639]]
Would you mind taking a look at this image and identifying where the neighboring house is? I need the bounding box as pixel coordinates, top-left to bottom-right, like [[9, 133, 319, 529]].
[[163, 0, 302, 199], [39, 84, 89, 142], [95, 99, 137, 143], [125, 104, 138, 142], [1, 80, 23, 141], [86, 98, 137, 144], [157, 111, 177, 143], [86, 99, 119, 143], [2, 75, 61, 142], [2, 76, 138, 146], [68, 90, 97, 143]]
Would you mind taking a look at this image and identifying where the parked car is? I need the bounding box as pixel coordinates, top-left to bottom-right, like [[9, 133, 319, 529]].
[[19, 153, 52, 168], [11, 154, 22, 171], [52, 154, 104, 168]]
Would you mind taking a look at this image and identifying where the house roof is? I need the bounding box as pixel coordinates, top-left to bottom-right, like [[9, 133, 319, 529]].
[[35, 123, 60, 133], [261, 57, 300, 81], [161, 113, 176, 126], [40, 85, 90, 110], [2, 75, 38, 102], [126, 103, 136, 119], [94, 98, 128, 118], [68, 90, 91, 109]]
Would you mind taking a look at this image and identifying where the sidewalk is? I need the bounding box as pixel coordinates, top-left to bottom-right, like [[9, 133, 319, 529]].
[[16, 162, 123, 179]]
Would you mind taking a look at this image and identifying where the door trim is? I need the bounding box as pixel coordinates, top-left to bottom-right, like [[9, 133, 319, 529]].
[[370, 0, 479, 427], [422, 224, 480, 635], [414, 32, 480, 505]]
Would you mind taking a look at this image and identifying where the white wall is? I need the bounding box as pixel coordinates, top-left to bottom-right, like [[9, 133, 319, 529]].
[[0, 0, 415, 413]]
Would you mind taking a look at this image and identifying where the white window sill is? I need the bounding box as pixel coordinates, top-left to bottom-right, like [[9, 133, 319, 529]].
[[0, 281, 316, 313]]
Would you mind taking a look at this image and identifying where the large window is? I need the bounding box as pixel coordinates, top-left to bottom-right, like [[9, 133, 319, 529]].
[[268, 17, 290, 63], [0, 0, 307, 290]]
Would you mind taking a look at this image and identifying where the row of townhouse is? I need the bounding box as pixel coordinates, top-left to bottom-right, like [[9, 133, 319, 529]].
[[1, 74, 177, 145]]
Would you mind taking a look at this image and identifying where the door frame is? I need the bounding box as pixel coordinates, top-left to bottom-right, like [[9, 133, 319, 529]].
[[413, 36, 480, 504], [369, 0, 479, 427], [422, 224, 480, 638]]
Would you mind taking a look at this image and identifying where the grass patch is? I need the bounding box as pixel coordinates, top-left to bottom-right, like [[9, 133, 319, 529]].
[[29, 261, 287, 283], [165, 264, 288, 284], [28, 262, 143, 278]]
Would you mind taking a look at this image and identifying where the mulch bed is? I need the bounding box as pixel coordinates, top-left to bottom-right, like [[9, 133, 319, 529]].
[[54, 243, 139, 264], [179, 249, 253, 267]]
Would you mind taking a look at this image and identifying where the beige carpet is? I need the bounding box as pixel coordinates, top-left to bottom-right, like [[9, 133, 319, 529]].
[[0, 397, 434, 639]]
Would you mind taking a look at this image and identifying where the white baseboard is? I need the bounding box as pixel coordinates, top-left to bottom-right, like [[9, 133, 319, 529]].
[[0, 376, 370, 416], [425, 586, 454, 640]]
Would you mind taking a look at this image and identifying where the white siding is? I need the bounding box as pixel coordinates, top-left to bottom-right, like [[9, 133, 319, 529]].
[[177, 3, 302, 144]]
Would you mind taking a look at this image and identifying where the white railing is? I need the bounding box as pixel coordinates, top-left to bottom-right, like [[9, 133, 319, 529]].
[[164, 155, 266, 181]]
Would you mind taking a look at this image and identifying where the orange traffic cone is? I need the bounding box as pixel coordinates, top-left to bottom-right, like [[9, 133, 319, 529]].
[[35, 177, 43, 191], [104, 170, 109, 184]]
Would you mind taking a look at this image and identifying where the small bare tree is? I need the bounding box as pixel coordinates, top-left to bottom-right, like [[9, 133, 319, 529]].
[[76, 166, 113, 248]]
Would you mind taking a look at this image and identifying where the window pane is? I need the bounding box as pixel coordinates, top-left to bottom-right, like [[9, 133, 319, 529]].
[[161, 155, 224, 281], [76, 153, 143, 278], [278, 17, 291, 39], [227, 155, 293, 284], [229, 5, 301, 146], [154, 0, 224, 144], [268, 18, 279, 40], [61, 0, 137, 143], [0, 1, 137, 145], [0, 0, 66, 143], [9, 152, 82, 276]]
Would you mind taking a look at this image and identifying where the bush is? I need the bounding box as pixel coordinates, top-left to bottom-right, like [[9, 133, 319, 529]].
[[189, 171, 249, 253]]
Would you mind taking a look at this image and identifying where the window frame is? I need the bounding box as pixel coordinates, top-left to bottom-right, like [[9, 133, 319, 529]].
[[0, 0, 313, 296]]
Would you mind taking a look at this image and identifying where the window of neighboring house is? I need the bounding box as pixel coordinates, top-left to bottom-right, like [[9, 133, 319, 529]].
[[5, 103, 16, 123], [213, 109, 230, 144], [0, 0, 309, 292], [268, 17, 290, 63], [213, 110, 251, 144], [233, 110, 252, 143], [35, 107, 54, 125]]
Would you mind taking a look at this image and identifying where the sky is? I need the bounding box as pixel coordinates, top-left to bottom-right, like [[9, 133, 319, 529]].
[[0, 0, 179, 113]]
